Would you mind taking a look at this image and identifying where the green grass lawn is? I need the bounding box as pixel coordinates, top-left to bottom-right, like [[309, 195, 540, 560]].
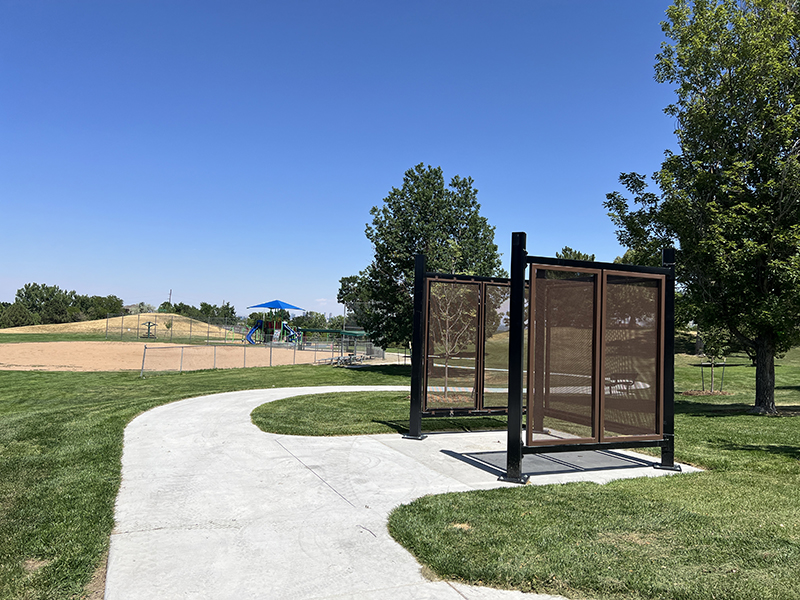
[[0, 333, 110, 343], [385, 351, 800, 600], [251, 390, 507, 436], [0, 364, 410, 599], [4, 343, 800, 600]]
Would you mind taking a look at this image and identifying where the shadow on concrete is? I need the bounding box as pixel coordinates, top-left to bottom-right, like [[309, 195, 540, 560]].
[[442, 448, 655, 479]]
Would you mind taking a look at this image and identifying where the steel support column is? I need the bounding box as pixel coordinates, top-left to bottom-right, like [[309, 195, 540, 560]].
[[406, 254, 426, 440], [503, 232, 527, 483], [657, 247, 680, 470]]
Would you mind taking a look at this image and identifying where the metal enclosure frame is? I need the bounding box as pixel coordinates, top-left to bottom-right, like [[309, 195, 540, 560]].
[[503, 232, 678, 483], [409, 237, 678, 483], [407, 255, 513, 438]]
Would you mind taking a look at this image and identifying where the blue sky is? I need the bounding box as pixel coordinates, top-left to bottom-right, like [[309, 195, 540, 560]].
[[1, 0, 678, 318]]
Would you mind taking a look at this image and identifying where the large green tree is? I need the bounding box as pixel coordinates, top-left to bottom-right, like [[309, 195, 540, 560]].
[[15, 283, 75, 325], [339, 163, 504, 348], [605, 0, 800, 413], [0, 302, 37, 328]]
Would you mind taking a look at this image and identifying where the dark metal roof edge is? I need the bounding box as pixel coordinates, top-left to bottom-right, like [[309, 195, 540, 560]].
[[526, 255, 670, 276], [424, 271, 510, 284]]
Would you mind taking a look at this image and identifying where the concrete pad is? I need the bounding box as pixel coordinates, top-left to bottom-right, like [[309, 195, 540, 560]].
[[106, 386, 698, 599]]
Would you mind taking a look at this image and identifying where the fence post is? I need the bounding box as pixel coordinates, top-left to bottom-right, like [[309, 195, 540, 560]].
[[140, 345, 147, 378], [105, 314, 109, 340], [207, 317, 210, 343], [120, 314, 124, 339]]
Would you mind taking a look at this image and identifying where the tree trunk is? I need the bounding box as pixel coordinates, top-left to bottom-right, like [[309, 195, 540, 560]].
[[444, 358, 449, 400], [753, 337, 777, 414], [710, 361, 715, 393]]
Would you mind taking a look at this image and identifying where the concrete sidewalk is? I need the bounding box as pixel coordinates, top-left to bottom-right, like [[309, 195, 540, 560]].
[[105, 386, 698, 599]]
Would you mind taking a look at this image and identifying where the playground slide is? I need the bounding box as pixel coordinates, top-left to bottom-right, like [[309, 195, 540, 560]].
[[245, 319, 264, 344], [282, 323, 301, 342]]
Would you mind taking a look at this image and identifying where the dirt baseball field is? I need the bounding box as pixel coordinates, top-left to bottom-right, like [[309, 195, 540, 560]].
[[0, 341, 333, 372]]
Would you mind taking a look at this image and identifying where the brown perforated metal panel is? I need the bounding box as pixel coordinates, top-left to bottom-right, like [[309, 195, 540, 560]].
[[424, 280, 480, 411], [602, 273, 663, 439], [527, 265, 664, 446], [482, 283, 512, 409], [528, 267, 600, 445]]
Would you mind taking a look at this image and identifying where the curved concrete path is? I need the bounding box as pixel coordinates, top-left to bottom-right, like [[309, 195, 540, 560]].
[[106, 386, 691, 599]]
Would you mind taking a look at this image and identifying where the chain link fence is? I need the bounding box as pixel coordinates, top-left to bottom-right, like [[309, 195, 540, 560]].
[[137, 324, 386, 376], [105, 312, 249, 344]]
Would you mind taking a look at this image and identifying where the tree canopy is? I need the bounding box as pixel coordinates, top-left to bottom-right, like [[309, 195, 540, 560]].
[[555, 246, 596, 262], [338, 163, 504, 348], [159, 301, 239, 323], [604, 0, 800, 413]]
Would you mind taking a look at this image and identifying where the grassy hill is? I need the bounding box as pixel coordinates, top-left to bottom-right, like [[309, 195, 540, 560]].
[[0, 313, 239, 344]]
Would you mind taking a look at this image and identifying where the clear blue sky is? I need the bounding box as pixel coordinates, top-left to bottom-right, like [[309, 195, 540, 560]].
[[1, 0, 678, 318]]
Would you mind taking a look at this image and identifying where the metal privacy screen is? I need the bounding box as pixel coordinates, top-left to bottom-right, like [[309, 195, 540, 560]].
[[408, 240, 677, 482], [528, 265, 665, 446], [423, 276, 513, 414]]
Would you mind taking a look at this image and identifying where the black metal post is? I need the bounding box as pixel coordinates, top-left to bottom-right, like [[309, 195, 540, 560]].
[[503, 232, 527, 483], [657, 247, 680, 470], [533, 270, 546, 433], [406, 254, 426, 440]]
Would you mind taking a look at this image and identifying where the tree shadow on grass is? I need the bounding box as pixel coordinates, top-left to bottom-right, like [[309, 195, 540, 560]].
[[351, 364, 412, 378], [716, 441, 800, 461], [675, 398, 800, 418], [675, 399, 752, 418]]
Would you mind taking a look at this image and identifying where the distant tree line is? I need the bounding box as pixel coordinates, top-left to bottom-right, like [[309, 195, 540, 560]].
[[158, 301, 238, 323], [0, 283, 125, 329], [245, 310, 346, 331], [0, 282, 244, 329], [1, 282, 349, 334]]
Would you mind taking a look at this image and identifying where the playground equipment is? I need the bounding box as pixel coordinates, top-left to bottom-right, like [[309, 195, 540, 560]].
[[408, 232, 679, 482], [245, 319, 264, 344], [245, 320, 303, 345], [282, 322, 301, 343], [245, 299, 305, 345]]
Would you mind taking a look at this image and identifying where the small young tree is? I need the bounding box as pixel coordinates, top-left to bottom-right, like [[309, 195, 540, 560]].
[[428, 283, 478, 399], [697, 324, 732, 392]]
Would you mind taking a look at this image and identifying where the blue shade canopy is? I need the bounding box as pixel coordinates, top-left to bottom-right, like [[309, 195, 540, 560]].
[[247, 299, 304, 311]]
